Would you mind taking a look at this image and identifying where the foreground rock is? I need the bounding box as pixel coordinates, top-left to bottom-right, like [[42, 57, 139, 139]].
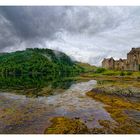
[[93, 86, 140, 97], [44, 117, 89, 134], [86, 88, 140, 134]]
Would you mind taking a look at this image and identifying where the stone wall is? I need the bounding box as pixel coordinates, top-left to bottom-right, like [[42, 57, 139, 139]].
[[102, 57, 114, 69], [102, 47, 140, 71]]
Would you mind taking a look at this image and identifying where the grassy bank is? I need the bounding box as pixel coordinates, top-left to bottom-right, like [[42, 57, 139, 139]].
[[81, 66, 140, 79]]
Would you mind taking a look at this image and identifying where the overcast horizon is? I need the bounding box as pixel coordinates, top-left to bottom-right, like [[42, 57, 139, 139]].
[[0, 6, 140, 66]]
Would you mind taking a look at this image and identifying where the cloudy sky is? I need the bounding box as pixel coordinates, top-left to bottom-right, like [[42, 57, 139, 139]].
[[0, 6, 140, 65]]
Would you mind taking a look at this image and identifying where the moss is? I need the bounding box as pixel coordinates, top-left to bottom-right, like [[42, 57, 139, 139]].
[[87, 90, 136, 109], [44, 117, 89, 134], [113, 121, 139, 134], [91, 119, 139, 134], [86, 89, 140, 134], [91, 127, 107, 134]]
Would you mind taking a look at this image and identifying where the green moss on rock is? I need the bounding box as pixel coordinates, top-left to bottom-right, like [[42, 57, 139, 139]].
[[44, 117, 89, 134]]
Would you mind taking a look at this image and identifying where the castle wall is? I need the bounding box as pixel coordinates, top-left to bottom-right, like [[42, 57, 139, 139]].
[[102, 58, 114, 69], [127, 49, 140, 71], [102, 47, 140, 71], [114, 59, 127, 71]]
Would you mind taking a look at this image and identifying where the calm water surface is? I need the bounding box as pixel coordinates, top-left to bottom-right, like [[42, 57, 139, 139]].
[[0, 79, 113, 134]]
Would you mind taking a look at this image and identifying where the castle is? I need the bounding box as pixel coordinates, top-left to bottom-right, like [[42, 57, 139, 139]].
[[102, 47, 140, 71]]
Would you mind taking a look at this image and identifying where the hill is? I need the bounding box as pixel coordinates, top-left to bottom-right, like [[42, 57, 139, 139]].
[[76, 62, 96, 72], [0, 48, 83, 77]]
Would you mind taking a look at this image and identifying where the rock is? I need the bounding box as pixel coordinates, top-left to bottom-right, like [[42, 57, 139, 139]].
[[94, 86, 140, 97], [44, 117, 89, 134]]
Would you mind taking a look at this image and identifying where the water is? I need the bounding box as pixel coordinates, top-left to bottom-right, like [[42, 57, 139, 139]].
[[0, 80, 113, 134]]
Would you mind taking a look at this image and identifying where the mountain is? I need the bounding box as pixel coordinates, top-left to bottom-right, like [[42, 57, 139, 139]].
[[0, 48, 83, 77]]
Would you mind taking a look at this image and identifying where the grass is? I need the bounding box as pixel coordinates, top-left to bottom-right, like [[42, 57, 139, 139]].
[[76, 62, 96, 73], [81, 66, 140, 78]]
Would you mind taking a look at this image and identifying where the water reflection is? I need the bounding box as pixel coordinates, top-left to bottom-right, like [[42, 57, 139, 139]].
[[0, 75, 76, 97], [0, 80, 113, 134]]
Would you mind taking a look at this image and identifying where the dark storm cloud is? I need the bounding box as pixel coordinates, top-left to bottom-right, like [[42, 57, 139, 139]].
[[0, 6, 140, 65], [0, 6, 121, 45], [0, 13, 19, 51], [0, 7, 68, 40]]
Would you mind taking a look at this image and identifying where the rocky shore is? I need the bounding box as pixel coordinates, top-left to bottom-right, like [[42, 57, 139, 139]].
[[86, 77, 140, 134]]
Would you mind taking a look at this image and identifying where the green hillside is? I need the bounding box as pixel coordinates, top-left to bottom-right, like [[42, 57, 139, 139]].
[[0, 48, 83, 77]]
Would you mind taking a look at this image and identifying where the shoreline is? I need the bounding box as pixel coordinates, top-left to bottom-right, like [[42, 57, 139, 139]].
[[86, 76, 140, 134]]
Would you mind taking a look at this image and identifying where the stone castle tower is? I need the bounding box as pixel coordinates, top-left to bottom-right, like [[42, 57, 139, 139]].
[[102, 47, 140, 71]]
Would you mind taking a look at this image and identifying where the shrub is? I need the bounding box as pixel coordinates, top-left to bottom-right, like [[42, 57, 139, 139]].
[[102, 70, 120, 76], [103, 72, 117, 76], [120, 71, 125, 76], [95, 68, 106, 73], [126, 71, 132, 75]]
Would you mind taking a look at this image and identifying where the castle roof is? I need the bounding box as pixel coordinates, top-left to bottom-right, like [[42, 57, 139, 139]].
[[128, 47, 140, 54], [119, 59, 127, 62], [103, 57, 114, 62]]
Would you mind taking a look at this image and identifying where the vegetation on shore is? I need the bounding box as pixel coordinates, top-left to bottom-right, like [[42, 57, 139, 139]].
[[0, 48, 88, 97], [0, 75, 77, 97], [81, 66, 140, 78], [86, 77, 140, 134], [77, 64, 140, 133], [0, 48, 83, 76]]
